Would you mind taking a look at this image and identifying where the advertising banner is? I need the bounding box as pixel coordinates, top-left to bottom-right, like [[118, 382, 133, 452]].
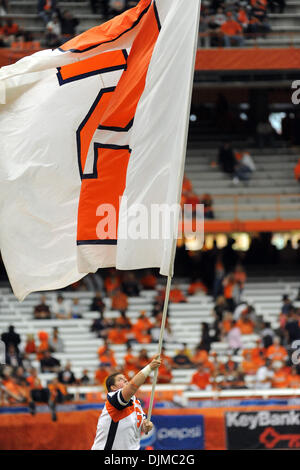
[[226, 410, 300, 449], [140, 415, 204, 450]]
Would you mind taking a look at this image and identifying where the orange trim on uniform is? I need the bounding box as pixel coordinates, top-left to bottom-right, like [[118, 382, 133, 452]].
[[106, 400, 135, 423]]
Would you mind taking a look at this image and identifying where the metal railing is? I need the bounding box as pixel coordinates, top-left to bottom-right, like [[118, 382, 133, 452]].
[[212, 193, 300, 220]]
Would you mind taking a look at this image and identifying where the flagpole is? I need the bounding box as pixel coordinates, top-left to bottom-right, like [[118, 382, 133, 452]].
[[147, 274, 172, 421], [146, 0, 201, 425]]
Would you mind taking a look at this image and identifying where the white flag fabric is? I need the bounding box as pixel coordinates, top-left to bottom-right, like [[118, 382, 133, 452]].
[[0, 0, 201, 300]]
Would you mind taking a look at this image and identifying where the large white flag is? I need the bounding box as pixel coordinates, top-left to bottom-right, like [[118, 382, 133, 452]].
[[0, 0, 201, 300]]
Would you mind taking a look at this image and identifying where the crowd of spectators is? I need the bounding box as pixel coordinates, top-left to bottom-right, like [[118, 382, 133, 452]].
[[1, 261, 300, 417], [198, 0, 287, 48], [0, 0, 289, 52]]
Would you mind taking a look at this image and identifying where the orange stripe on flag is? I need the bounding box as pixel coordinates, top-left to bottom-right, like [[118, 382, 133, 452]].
[[59, 0, 152, 53], [76, 1, 160, 243]]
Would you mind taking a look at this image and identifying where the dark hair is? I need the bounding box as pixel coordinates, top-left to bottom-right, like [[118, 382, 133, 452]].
[[106, 372, 122, 392]]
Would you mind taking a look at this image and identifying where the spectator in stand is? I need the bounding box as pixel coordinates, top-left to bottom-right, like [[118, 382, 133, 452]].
[[221, 311, 233, 337], [90, 291, 106, 314], [115, 310, 133, 332], [221, 11, 245, 47], [184, 191, 201, 219], [287, 366, 300, 388], [37, 0, 57, 25], [56, 9, 79, 41], [136, 348, 149, 369], [294, 159, 300, 183], [97, 340, 117, 369], [214, 6, 226, 27], [49, 327, 64, 353], [192, 346, 209, 367], [140, 270, 157, 290], [80, 369, 91, 384], [233, 263, 247, 303], [1, 375, 35, 413], [207, 13, 224, 47], [33, 295, 51, 319], [260, 321, 275, 348], [136, 348, 151, 383], [281, 294, 294, 316], [173, 345, 194, 369], [36, 331, 49, 361], [268, 0, 285, 13], [246, 13, 271, 38], [236, 314, 255, 334], [227, 320, 242, 353], [272, 362, 289, 388], [134, 327, 152, 344], [237, 5, 249, 31], [40, 350, 61, 373], [5, 344, 23, 369], [70, 298, 84, 318], [241, 351, 261, 375], [223, 273, 236, 312], [157, 355, 173, 384], [44, 12, 61, 48], [218, 141, 237, 175], [220, 354, 238, 374], [233, 150, 256, 185], [251, 0, 268, 19], [58, 361, 76, 385], [284, 310, 300, 344], [108, 323, 128, 344], [198, 322, 212, 352], [133, 311, 153, 337], [151, 314, 174, 344], [1, 325, 21, 353], [52, 294, 71, 319], [213, 295, 227, 322], [3, 18, 19, 41], [213, 258, 225, 300], [94, 363, 109, 386], [201, 193, 215, 219], [255, 359, 274, 389], [111, 288, 128, 313], [25, 334, 36, 355], [48, 377, 69, 420], [169, 285, 187, 303], [123, 344, 139, 379], [91, 312, 111, 340], [104, 272, 121, 295], [188, 278, 208, 296], [121, 272, 140, 297], [190, 364, 211, 390], [266, 336, 288, 362], [26, 367, 50, 404]]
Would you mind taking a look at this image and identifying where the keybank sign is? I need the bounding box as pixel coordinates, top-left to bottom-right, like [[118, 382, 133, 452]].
[[151, 415, 204, 450]]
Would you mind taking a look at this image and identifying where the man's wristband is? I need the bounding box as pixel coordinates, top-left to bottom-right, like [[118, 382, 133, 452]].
[[141, 364, 152, 378]]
